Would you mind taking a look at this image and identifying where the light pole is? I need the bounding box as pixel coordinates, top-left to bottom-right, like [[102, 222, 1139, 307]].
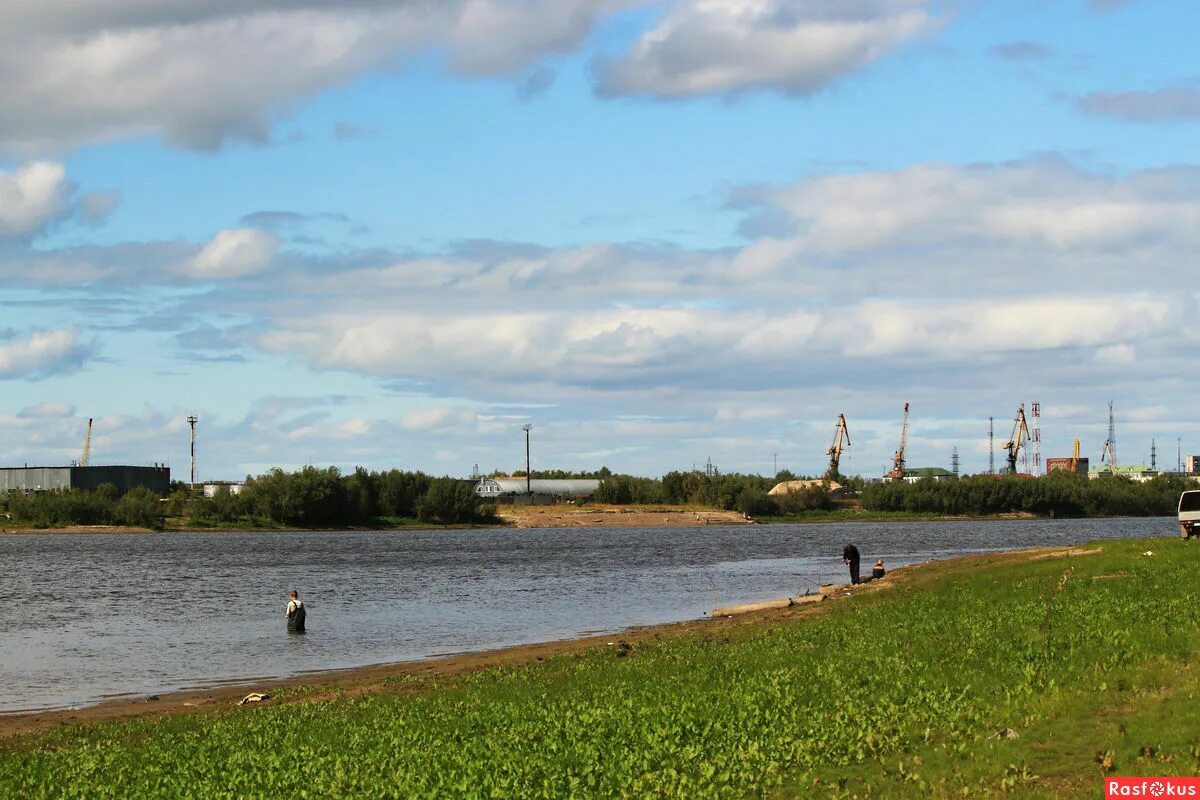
[[187, 415, 199, 490], [522, 424, 533, 495]]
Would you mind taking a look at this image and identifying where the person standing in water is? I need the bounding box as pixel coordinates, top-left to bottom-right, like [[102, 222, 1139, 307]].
[[842, 544, 861, 585], [286, 589, 306, 634]]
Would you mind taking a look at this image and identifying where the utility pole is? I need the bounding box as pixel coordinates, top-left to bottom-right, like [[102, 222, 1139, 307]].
[[522, 424, 532, 494], [187, 415, 198, 489], [1151, 438, 1157, 471], [1031, 401, 1041, 477], [1102, 401, 1117, 470], [1179, 438, 1183, 474], [988, 417, 994, 475]]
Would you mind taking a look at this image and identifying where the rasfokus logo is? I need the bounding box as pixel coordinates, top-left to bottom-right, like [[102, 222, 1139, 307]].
[[1106, 778, 1200, 798]]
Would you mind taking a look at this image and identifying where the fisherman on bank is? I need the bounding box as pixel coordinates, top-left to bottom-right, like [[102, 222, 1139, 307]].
[[842, 544, 861, 585], [286, 589, 306, 634], [872, 560, 886, 580]]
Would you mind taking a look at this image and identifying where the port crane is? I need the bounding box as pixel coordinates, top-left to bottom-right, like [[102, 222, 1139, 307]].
[[1002, 406, 1030, 475], [825, 414, 851, 479], [80, 418, 93, 467], [886, 403, 909, 480], [1069, 438, 1080, 473]]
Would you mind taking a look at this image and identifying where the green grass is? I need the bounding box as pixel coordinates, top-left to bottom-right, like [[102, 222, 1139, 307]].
[[3, 537, 1199, 798]]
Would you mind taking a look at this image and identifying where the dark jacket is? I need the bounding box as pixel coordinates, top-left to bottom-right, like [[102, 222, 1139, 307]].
[[842, 545, 860, 564]]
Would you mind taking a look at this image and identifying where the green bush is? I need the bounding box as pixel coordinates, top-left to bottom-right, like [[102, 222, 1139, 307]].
[[113, 486, 164, 530]]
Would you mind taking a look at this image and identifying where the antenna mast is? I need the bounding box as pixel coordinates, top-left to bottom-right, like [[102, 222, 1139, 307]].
[[187, 415, 199, 488], [1031, 401, 1041, 477], [988, 416, 994, 475], [951, 446, 960, 479], [1101, 401, 1117, 470]]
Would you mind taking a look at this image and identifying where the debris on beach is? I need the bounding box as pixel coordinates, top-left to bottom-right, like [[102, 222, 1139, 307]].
[[237, 692, 271, 706]]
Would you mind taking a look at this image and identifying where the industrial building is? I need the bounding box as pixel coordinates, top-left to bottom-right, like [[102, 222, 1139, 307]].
[[901, 467, 954, 483], [1045, 457, 1089, 475], [0, 465, 170, 495], [474, 478, 600, 499], [1088, 464, 1163, 483]]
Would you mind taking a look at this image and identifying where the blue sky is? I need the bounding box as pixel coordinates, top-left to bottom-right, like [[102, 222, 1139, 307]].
[[1, 0, 1198, 480]]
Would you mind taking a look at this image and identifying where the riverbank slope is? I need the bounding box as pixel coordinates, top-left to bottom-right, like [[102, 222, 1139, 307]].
[[3, 536, 1196, 797]]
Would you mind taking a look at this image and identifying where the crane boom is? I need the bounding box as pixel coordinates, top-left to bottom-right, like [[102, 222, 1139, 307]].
[[824, 414, 851, 479], [1002, 406, 1030, 475], [80, 418, 93, 467], [1069, 438, 1080, 472], [887, 403, 909, 479]]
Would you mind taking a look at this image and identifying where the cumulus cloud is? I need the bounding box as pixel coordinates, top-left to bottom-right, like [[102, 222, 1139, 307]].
[[401, 407, 481, 432], [732, 160, 1200, 263], [2, 156, 1198, 474], [0, 161, 70, 238], [1078, 87, 1200, 123], [0, 330, 93, 379], [0, 0, 628, 151], [186, 229, 280, 279], [596, 0, 938, 99], [17, 402, 76, 419]]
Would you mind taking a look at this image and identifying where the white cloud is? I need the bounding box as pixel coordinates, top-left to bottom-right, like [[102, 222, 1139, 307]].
[[0, 161, 70, 238], [0, 1, 628, 151], [401, 407, 481, 432], [596, 0, 937, 99], [16, 402, 76, 419], [186, 229, 280, 279], [0, 330, 91, 379]]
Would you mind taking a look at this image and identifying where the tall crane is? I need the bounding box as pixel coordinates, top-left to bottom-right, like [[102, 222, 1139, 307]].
[[1069, 438, 1081, 473], [1002, 406, 1030, 475], [80, 418, 93, 467], [825, 414, 851, 479], [887, 403, 910, 480]]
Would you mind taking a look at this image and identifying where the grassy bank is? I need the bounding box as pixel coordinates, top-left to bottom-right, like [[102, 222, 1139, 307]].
[[4, 537, 1199, 797]]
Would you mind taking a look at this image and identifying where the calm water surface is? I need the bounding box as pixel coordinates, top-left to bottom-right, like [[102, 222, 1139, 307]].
[[0, 517, 1171, 713]]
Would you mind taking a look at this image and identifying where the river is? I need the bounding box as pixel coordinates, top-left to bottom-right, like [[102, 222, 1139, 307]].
[[0, 517, 1172, 713]]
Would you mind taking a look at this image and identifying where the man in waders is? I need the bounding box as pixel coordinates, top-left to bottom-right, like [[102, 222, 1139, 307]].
[[842, 544, 861, 585], [286, 589, 306, 634]]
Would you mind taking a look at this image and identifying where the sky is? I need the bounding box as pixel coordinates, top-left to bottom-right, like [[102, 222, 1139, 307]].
[[1, 0, 1198, 481]]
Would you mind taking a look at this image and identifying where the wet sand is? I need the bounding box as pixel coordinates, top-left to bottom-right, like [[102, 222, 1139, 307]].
[[496, 504, 755, 528]]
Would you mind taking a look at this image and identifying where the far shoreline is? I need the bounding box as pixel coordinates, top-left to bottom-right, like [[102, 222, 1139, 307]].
[[0, 506, 1174, 535]]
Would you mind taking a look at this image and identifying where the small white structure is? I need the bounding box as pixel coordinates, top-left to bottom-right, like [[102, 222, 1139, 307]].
[[202, 481, 245, 497], [475, 478, 600, 498]]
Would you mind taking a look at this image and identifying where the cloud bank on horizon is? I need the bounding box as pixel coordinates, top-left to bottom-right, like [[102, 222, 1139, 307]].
[[0, 0, 1196, 479]]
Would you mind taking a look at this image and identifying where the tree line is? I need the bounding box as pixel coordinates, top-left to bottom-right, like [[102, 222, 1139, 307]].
[[4, 465, 1188, 530], [860, 471, 1189, 517], [1, 467, 496, 530]]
